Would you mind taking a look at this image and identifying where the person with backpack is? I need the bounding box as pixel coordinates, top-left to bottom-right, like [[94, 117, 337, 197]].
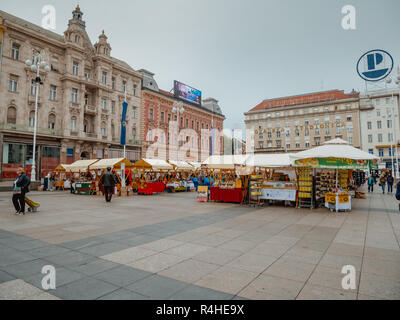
[[387, 173, 394, 193], [12, 167, 30, 215], [367, 174, 374, 193], [379, 173, 387, 194], [101, 167, 117, 202]]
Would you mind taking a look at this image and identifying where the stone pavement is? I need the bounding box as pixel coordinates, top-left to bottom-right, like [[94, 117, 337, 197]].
[[0, 188, 399, 300]]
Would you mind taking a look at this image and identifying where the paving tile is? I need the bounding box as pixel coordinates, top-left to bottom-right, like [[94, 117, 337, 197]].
[[297, 283, 357, 300], [98, 231, 141, 241], [192, 247, 243, 266], [67, 258, 120, 276], [326, 243, 364, 258], [358, 272, 400, 300], [163, 243, 210, 258], [78, 242, 131, 257], [308, 265, 359, 291], [159, 259, 220, 283], [263, 257, 316, 282], [126, 274, 188, 299], [59, 237, 107, 250], [363, 246, 400, 262], [97, 288, 149, 300], [117, 234, 162, 247], [4, 239, 50, 251], [238, 274, 304, 300], [28, 245, 72, 258], [191, 234, 231, 247], [195, 266, 258, 295], [170, 284, 234, 300], [50, 277, 119, 300], [23, 292, 62, 300], [361, 258, 400, 279], [319, 253, 362, 271], [94, 265, 151, 287], [282, 247, 324, 265], [227, 253, 277, 273], [0, 235, 33, 246], [0, 279, 44, 300], [294, 238, 331, 253], [2, 259, 52, 279], [0, 249, 36, 267], [128, 252, 187, 273], [101, 247, 157, 265], [25, 267, 86, 289], [0, 270, 16, 284], [45, 251, 94, 267], [139, 239, 184, 252], [217, 239, 257, 253]]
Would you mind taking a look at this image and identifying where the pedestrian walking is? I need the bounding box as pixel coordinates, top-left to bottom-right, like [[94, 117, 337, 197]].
[[396, 180, 400, 211], [12, 167, 30, 215], [367, 174, 374, 193], [379, 173, 387, 194], [387, 173, 394, 193], [101, 167, 116, 202]]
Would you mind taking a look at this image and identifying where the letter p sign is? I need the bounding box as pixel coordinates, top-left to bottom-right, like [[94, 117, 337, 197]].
[[41, 265, 56, 290]]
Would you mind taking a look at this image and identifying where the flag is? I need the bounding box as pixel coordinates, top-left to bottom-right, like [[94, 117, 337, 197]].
[[120, 101, 128, 146]]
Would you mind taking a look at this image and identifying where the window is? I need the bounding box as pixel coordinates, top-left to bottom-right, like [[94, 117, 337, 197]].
[[305, 141, 310, 148], [102, 71, 107, 85], [377, 121, 382, 129], [50, 85, 57, 100], [186, 119, 189, 128], [286, 143, 290, 150], [11, 44, 20, 60], [376, 109, 381, 117], [101, 125, 106, 136], [191, 120, 194, 129], [160, 112, 165, 123], [386, 97, 391, 104], [276, 140, 281, 148], [8, 77, 18, 92], [314, 118, 320, 125], [378, 134, 383, 142], [30, 81, 37, 96], [267, 132, 272, 139], [367, 121, 372, 130], [315, 128, 320, 135], [149, 108, 153, 120], [71, 88, 78, 103], [258, 141, 264, 149], [48, 114, 56, 129], [335, 115, 341, 123], [112, 77, 115, 89], [348, 136, 353, 145], [70, 117, 77, 132], [295, 143, 301, 149], [388, 133, 393, 142], [111, 101, 115, 113], [7, 107, 17, 124], [368, 135, 373, 143], [368, 149, 374, 155], [133, 84, 137, 96], [101, 98, 107, 110], [295, 129, 300, 136], [294, 120, 300, 126], [376, 99, 381, 106], [132, 107, 137, 119], [276, 131, 281, 138], [28, 111, 35, 128], [305, 129, 309, 136], [122, 81, 127, 93], [72, 61, 79, 76], [75, 35, 80, 44], [315, 137, 321, 146], [336, 126, 342, 134], [304, 119, 309, 126], [325, 127, 330, 135], [387, 120, 392, 128], [378, 149, 384, 157], [84, 71, 90, 79], [346, 114, 352, 121], [84, 94, 89, 106]]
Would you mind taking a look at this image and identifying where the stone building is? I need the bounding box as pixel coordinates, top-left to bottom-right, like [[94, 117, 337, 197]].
[[244, 90, 361, 153], [139, 70, 225, 161], [0, 7, 142, 179]]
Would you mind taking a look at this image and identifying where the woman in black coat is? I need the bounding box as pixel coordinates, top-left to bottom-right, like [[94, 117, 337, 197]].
[[12, 167, 30, 215]]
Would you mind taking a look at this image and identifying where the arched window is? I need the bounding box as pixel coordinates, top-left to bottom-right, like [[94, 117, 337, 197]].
[[83, 119, 88, 133], [100, 121, 106, 136], [48, 113, 56, 129], [28, 111, 35, 128], [132, 127, 137, 141], [7, 106, 17, 124], [70, 116, 77, 132]]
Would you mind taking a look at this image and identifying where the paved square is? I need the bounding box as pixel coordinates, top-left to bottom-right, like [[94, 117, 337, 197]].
[[0, 189, 399, 300]]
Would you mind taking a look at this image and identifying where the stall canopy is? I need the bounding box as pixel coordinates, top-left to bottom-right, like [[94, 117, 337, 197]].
[[291, 138, 379, 169], [133, 158, 173, 171], [54, 164, 71, 172], [66, 159, 99, 173], [245, 153, 295, 168], [89, 158, 134, 170], [202, 155, 250, 169], [188, 162, 201, 169], [168, 160, 194, 171]]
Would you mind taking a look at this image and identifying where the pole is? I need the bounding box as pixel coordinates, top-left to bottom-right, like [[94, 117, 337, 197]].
[[31, 61, 40, 182], [390, 92, 395, 177], [394, 91, 400, 178]]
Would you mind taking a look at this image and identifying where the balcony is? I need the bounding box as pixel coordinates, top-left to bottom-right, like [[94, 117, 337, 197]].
[[85, 132, 97, 139], [84, 105, 97, 115], [28, 94, 41, 104], [0, 123, 63, 136]]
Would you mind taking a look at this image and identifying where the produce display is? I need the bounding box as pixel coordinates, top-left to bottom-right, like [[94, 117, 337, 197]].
[[297, 167, 313, 208]]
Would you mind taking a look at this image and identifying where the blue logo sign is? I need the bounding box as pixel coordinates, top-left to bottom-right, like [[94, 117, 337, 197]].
[[357, 49, 393, 82]]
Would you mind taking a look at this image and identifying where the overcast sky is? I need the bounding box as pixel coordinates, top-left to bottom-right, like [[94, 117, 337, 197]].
[[2, 0, 400, 130]]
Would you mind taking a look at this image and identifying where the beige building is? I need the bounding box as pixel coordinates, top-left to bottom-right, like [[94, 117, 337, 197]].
[[244, 90, 361, 153], [0, 7, 142, 179]]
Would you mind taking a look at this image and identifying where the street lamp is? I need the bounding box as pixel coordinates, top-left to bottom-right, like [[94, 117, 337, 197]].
[[172, 102, 184, 160], [25, 52, 51, 182], [385, 66, 400, 179]]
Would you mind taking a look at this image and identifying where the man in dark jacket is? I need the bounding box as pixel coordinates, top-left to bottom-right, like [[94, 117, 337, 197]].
[[101, 167, 116, 202], [12, 167, 30, 215]]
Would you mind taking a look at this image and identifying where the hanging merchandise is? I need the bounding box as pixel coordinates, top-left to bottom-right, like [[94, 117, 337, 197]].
[[297, 167, 313, 209]]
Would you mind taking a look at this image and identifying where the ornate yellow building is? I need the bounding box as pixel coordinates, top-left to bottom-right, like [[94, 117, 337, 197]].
[[0, 7, 142, 179]]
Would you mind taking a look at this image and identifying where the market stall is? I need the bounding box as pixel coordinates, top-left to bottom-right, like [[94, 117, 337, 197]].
[[65, 159, 99, 195], [167, 160, 196, 191], [133, 158, 173, 194], [292, 138, 379, 211], [244, 154, 297, 205], [53, 164, 71, 190]]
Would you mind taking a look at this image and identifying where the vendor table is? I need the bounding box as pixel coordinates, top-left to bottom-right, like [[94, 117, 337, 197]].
[[325, 192, 351, 212], [259, 188, 296, 201], [74, 182, 91, 195], [146, 182, 165, 193], [210, 187, 242, 203]]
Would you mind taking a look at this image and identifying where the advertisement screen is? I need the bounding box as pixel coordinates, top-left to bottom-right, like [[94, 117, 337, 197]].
[[174, 81, 202, 105]]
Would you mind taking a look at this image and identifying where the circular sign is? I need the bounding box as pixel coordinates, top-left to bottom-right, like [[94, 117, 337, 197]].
[[357, 49, 393, 82]]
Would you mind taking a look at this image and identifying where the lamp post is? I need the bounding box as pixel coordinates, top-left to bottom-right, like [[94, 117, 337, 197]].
[[386, 66, 400, 179], [25, 52, 50, 182], [172, 102, 184, 161]]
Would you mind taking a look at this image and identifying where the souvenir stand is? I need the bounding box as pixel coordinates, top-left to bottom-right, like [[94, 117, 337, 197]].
[[89, 158, 134, 196], [292, 138, 379, 211], [132, 159, 173, 195], [202, 155, 249, 203], [53, 164, 71, 190], [66, 159, 99, 195], [167, 160, 196, 192], [244, 154, 297, 206]]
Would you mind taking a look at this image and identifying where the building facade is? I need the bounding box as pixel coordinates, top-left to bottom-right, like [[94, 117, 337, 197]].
[[139, 70, 225, 161], [0, 7, 142, 179], [244, 90, 361, 153], [359, 88, 400, 168]]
